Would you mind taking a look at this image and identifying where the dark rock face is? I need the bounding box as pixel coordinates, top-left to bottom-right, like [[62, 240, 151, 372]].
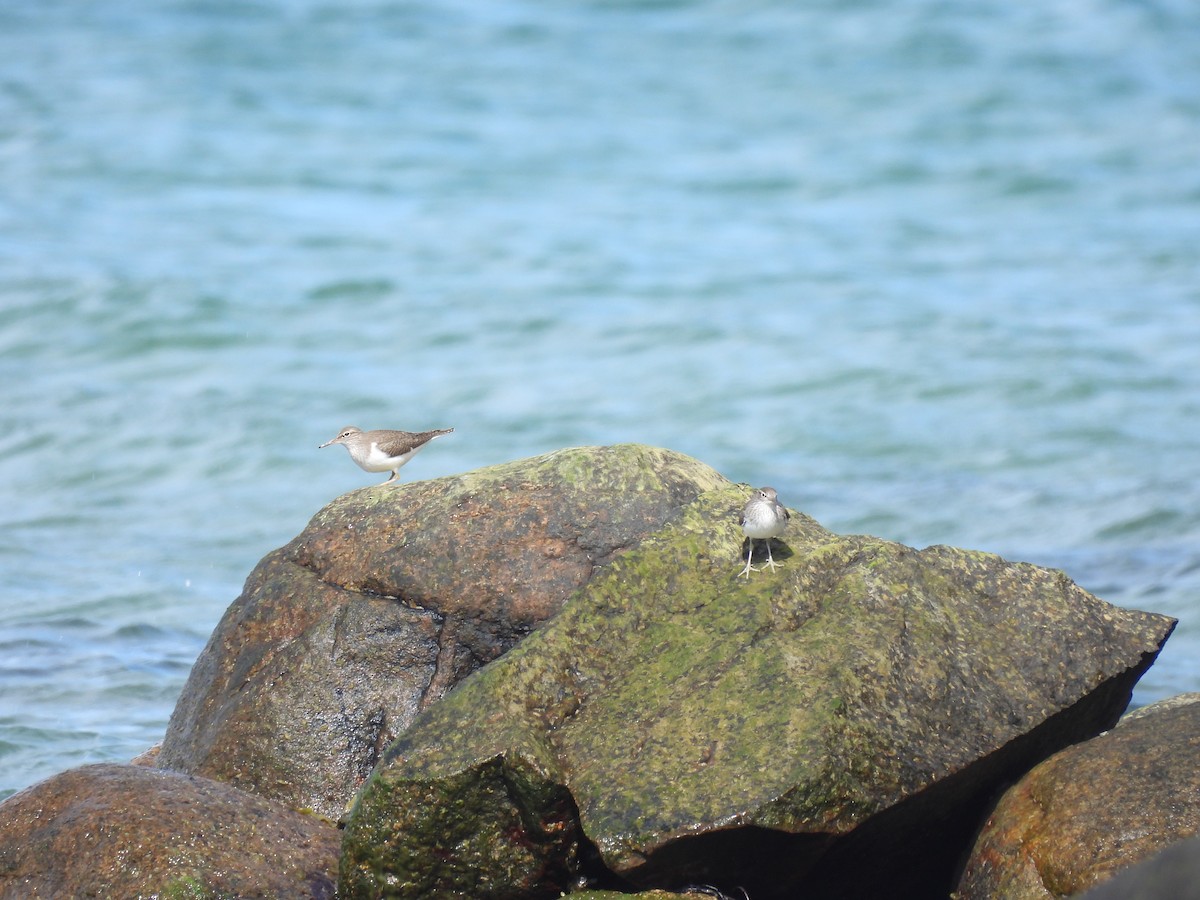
[[956, 696, 1200, 900], [156, 445, 729, 819], [339, 486, 1175, 900], [0, 763, 338, 899]]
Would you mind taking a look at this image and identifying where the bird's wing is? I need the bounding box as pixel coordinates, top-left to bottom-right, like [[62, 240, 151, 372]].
[[376, 432, 425, 456]]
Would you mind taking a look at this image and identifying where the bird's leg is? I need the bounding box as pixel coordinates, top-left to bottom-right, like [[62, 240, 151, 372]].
[[762, 540, 783, 571], [739, 539, 758, 578], [381, 470, 399, 485]]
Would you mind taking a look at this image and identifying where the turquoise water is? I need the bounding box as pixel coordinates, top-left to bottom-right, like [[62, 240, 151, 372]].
[[2, 0, 1199, 799]]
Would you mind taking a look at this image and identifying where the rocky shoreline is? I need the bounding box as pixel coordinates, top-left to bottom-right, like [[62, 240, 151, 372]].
[[0, 445, 1193, 899]]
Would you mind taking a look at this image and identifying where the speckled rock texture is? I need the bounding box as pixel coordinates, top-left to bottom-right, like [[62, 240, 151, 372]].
[[0, 763, 338, 899], [156, 445, 728, 819], [956, 695, 1200, 900], [338, 484, 1175, 900]]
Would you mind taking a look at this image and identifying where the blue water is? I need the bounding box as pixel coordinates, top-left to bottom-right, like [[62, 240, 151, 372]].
[[2, 0, 1199, 799]]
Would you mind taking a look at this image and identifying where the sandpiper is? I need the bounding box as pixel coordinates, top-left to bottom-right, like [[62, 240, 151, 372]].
[[319, 425, 453, 485], [738, 486, 790, 577]]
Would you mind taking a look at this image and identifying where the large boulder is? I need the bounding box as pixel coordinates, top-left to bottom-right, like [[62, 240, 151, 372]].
[[956, 695, 1200, 899], [338, 485, 1175, 899], [156, 445, 728, 819], [0, 763, 338, 899]]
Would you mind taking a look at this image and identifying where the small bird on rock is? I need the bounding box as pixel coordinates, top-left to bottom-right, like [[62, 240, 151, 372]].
[[319, 425, 453, 485], [739, 486, 790, 577]]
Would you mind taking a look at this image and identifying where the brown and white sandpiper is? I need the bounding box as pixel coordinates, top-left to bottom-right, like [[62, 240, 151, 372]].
[[738, 486, 790, 577], [319, 425, 453, 485]]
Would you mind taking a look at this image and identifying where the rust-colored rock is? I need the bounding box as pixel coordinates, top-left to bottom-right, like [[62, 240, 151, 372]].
[[131, 742, 161, 766], [156, 445, 728, 819], [0, 763, 338, 899], [957, 695, 1200, 899]]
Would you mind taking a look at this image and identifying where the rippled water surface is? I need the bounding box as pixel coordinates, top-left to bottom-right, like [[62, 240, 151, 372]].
[[3, 0, 1200, 797]]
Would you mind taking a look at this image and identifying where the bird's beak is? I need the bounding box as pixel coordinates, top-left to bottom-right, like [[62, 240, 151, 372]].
[[318, 439, 335, 449]]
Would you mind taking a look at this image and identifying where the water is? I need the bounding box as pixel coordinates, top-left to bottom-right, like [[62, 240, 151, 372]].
[[2, 0, 1199, 799]]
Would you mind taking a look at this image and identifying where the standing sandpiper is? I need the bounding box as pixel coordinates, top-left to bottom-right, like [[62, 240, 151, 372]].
[[319, 425, 454, 485], [739, 486, 790, 577]]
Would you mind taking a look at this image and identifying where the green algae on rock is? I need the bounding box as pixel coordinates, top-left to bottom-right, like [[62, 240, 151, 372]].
[[339, 752, 585, 898], [339, 485, 1174, 899]]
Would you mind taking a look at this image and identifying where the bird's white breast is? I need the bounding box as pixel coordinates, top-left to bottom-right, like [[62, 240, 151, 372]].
[[356, 441, 424, 472], [742, 501, 787, 539]]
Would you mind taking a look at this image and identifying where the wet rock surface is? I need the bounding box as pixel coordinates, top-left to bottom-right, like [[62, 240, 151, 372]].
[[338, 482, 1175, 899], [0, 763, 338, 899], [956, 695, 1200, 900], [156, 444, 728, 819]]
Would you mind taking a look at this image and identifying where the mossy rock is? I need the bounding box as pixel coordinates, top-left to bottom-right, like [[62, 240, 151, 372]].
[[340, 484, 1174, 899]]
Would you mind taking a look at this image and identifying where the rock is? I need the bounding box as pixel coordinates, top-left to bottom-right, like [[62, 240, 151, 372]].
[[0, 763, 338, 899], [156, 445, 728, 820], [956, 694, 1200, 899], [1119, 691, 1200, 722], [1077, 834, 1200, 900], [131, 742, 161, 766], [339, 485, 1175, 900]]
